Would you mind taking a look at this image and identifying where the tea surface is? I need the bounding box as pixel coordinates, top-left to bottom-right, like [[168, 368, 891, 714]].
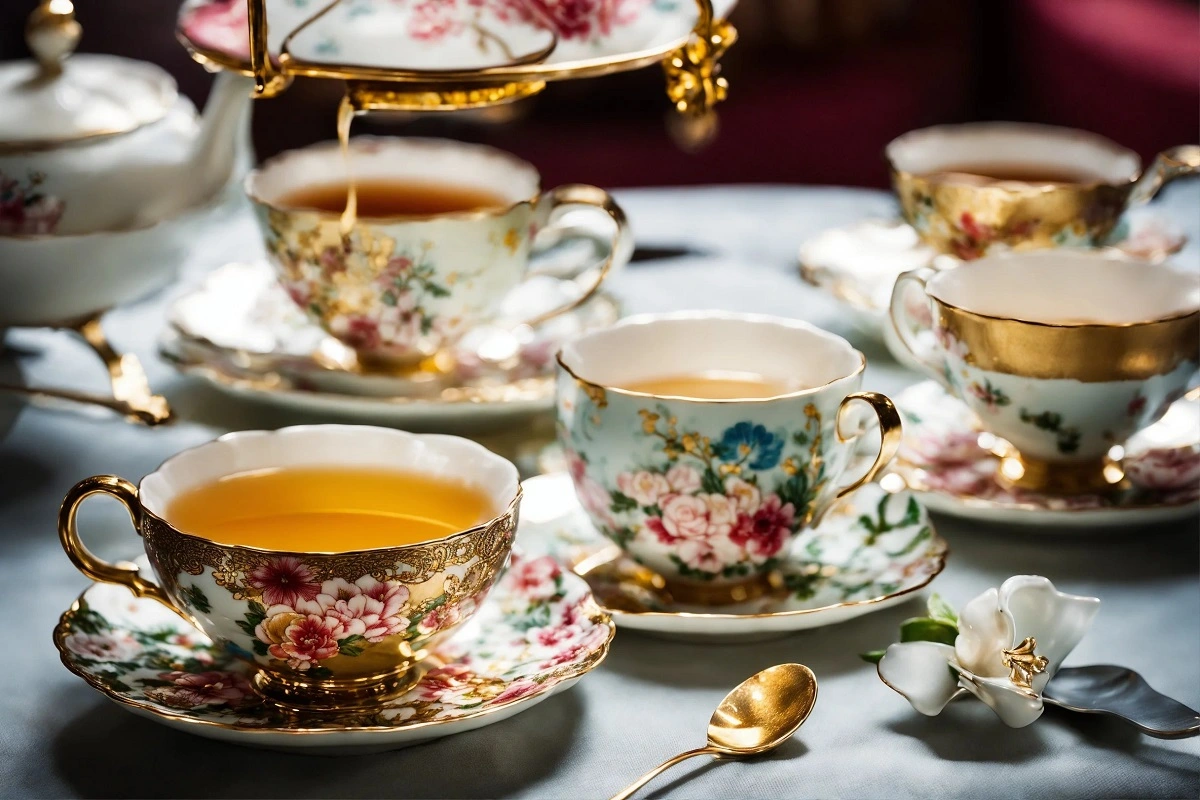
[[620, 371, 797, 399], [278, 179, 509, 217], [166, 467, 496, 551], [926, 163, 1096, 184]]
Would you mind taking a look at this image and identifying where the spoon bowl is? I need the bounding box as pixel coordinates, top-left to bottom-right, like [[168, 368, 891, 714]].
[[609, 663, 817, 800], [708, 663, 818, 754]]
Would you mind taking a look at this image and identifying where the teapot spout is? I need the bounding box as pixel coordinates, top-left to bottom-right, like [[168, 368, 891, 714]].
[[1127, 145, 1200, 207], [185, 70, 255, 211]]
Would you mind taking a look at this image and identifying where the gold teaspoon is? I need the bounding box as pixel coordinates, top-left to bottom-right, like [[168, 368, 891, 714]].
[[608, 663, 818, 800]]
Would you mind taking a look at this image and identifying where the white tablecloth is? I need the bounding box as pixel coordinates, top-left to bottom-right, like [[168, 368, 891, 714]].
[[2, 184, 1197, 799]]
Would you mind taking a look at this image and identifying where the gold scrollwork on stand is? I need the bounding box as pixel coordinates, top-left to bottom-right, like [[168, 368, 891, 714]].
[[240, 0, 736, 127], [663, 3, 737, 151]]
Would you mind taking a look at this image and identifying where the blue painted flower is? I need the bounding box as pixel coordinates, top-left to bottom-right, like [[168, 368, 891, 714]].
[[715, 422, 784, 470]]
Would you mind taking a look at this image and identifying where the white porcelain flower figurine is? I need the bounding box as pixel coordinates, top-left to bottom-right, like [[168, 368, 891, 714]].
[[877, 576, 1100, 727]]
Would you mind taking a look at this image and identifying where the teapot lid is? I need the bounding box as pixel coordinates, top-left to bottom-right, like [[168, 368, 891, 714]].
[[0, 0, 176, 151]]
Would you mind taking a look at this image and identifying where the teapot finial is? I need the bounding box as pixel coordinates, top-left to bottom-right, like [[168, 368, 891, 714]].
[[26, 0, 82, 77]]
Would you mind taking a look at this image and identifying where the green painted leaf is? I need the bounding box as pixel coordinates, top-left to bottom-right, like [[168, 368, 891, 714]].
[[887, 525, 932, 557], [926, 593, 958, 627], [700, 468, 725, 496], [308, 666, 334, 680], [235, 619, 257, 637], [339, 634, 367, 655], [609, 491, 639, 513], [179, 584, 212, 614], [252, 640, 269, 657], [860, 650, 886, 664], [898, 496, 921, 527], [899, 617, 958, 646]]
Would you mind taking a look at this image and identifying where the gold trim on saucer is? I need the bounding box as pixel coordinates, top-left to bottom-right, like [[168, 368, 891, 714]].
[[571, 523, 948, 622], [52, 588, 615, 737]]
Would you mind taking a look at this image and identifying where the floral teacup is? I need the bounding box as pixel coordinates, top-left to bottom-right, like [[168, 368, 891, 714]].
[[246, 136, 630, 366], [887, 122, 1199, 259], [556, 312, 903, 604], [57, 425, 520, 709], [890, 250, 1200, 493]]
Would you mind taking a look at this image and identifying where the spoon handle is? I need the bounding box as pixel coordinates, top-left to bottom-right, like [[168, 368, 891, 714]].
[[608, 746, 719, 800], [1044, 665, 1200, 739]]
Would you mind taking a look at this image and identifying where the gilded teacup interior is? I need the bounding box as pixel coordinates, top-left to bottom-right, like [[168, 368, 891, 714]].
[[61, 426, 521, 707], [557, 313, 900, 599]]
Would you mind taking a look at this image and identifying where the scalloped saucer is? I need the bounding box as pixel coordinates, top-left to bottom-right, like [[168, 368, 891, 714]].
[[54, 552, 614, 755], [159, 261, 619, 426], [178, 0, 738, 76], [890, 381, 1200, 529], [517, 473, 948, 642], [798, 212, 1187, 343]]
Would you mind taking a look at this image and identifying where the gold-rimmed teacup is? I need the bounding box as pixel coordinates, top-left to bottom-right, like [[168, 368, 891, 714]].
[[555, 312, 902, 605], [57, 425, 520, 710], [890, 249, 1200, 493], [887, 122, 1199, 259], [246, 136, 630, 367]]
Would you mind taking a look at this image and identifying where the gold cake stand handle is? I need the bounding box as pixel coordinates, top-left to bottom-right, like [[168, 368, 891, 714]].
[[664, 0, 737, 150]]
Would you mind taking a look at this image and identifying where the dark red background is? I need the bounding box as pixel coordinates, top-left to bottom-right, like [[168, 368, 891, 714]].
[[3, 0, 1197, 188]]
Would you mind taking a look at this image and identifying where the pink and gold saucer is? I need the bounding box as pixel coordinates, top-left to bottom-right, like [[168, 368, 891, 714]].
[[54, 552, 613, 755], [891, 381, 1200, 529]]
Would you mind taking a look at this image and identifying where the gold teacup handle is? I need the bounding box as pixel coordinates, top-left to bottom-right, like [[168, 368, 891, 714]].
[[811, 392, 903, 524], [1127, 145, 1200, 207], [58, 475, 178, 611], [888, 267, 954, 391], [521, 184, 632, 328]]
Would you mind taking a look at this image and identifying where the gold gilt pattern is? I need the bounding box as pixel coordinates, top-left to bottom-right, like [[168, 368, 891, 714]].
[[934, 302, 1200, 381], [1001, 636, 1049, 690], [892, 170, 1130, 259], [140, 506, 518, 602]]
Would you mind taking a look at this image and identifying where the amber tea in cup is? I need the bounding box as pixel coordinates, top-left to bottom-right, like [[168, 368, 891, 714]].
[[166, 467, 495, 551], [276, 179, 509, 218]]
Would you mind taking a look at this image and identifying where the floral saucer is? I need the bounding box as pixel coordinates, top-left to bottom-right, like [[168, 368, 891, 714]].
[[891, 381, 1200, 528], [516, 473, 948, 642], [159, 261, 619, 426], [178, 0, 738, 76], [798, 211, 1187, 344], [54, 552, 614, 754]]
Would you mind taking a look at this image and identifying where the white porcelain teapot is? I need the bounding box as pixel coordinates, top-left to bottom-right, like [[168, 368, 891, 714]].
[[0, 0, 251, 236], [0, 0, 253, 328]]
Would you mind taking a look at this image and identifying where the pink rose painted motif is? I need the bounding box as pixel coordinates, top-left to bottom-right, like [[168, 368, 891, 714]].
[[0, 171, 65, 235], [55, 550, 614, 732], [894, 381, 1200, 513], [575, 404, 832, 582]]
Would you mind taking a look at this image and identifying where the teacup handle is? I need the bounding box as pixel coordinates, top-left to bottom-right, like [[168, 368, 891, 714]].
[[1127, 145, 1200, 207], [812, 392, 903, 523], [888, 267, 953, 390], [520, 184, 632, 328], [58, 475, 179, 611]]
